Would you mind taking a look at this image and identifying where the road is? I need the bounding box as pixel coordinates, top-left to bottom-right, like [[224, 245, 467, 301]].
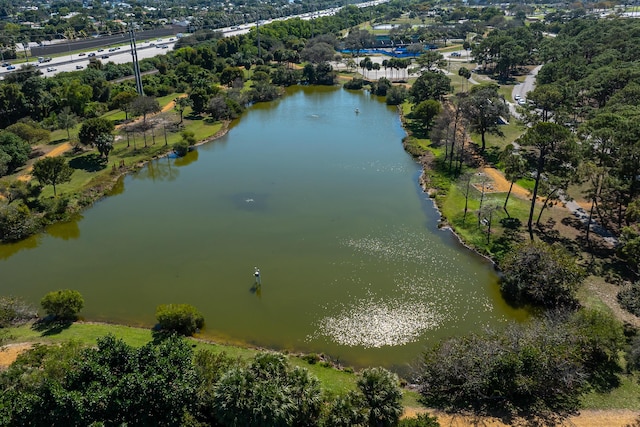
[[507, 64, 542, 117], [1, 0, 390, 79]]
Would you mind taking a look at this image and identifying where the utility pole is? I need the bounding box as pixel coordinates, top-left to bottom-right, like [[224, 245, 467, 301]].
[[128, 21, 144, 96], [256, 17, 261, 59]]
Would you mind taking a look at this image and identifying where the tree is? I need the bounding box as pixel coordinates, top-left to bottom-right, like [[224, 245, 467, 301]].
[[174, 96, 192, 124], [419, 315, 591, 426], [500, 241, 584, 308], [109, 90, 137, 120], [0, 131, 31, 174], [32, 157, 74, 196], [213, 352, 322, 427], [156, 303, 204, 336], [130, 95, 160, 124], [5, 122, 49, 145], [500, 144, 527, 216], [517, 122, 577, 240], [409, 71, 452, 104], [412, 51, 445, 74], [220, 66, 244, 87], [94, 132, 114, 160], [412, 99, 441, 131], [57, 107, 78, 140], [78, 117, 114, 148], [40, 289, 84, 321], [1, 334, 197, 426], [344, 29, 374, 60], [357, 367, 403, 427], [459, 83, 509, 151]]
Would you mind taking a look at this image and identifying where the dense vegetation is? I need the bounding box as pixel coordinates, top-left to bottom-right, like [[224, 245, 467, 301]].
[[0, 332, 416, 426]]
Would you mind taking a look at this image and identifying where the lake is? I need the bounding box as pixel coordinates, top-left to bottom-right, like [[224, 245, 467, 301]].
[[0, 86, 526, 371]]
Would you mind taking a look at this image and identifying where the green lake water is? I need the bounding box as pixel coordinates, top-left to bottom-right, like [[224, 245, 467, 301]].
[[1, 86, 526, 371]]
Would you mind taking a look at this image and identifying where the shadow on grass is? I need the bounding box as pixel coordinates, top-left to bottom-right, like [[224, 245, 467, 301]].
[[69, 153, 107, 172], [32, 318, 73, 336]]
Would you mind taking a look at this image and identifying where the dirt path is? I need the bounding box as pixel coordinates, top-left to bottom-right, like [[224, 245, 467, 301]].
[[17, 141, 73, 182], [0, 343, 33, 368], [480, 167, 531, 198], [403, 408, 638, 426]]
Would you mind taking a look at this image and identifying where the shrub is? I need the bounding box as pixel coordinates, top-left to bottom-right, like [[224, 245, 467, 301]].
[[0, 296, 37, 328], [344, 78, 365, 90], [302, 353, 321, 364], [156, 303, 204, 336], [398, 413, 441, 427], [618, 282, 640, 317], [499, 241, 584, 308], [173, 140, 190, 157], [40, 289, 84, 321], [627, 335, 640, 373]]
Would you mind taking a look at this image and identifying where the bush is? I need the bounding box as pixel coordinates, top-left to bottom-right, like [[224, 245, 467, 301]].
[[40, 289, 84, 321], [418, 310, 621, 425], [398, 413, 441, 427], [156, 303, 204, 336], [627, 335, 640, 373], [0, 296, 37, 328], [173, 140, 190, 157], [499, 241, 584, 308], [302, 353, 321, 364], [344, 78, 365, 90], [618, 282, 640, 317]]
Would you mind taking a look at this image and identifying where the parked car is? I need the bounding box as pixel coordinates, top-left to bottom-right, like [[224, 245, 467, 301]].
[[76, 65, 84, 69], [1, 62, 9, 67], [78, 53, 86, 56], [46, 67, 57, 72], [450, 52, 461, 57], [6, 65, 16, 70], [88, 53, 96, 57], [97, 49, 104, 52], [101, 55, 109, 59]]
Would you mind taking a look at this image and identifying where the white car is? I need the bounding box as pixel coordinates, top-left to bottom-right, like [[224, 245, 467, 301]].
[[514, 94, 521, 101], [518, 98, 526, 105], [46, 67, 57, 72]]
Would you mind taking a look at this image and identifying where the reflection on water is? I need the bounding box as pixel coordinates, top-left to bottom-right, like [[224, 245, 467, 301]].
[[46, 219, 81, 241], [174, 149, 199, 167]]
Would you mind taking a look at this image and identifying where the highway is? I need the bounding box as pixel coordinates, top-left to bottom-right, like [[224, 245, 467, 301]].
[[0, 0, 390, 79]]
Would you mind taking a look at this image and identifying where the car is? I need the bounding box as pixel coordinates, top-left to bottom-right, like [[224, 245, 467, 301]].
[[78, 53, 86, 56], [97, 49, 104, 52], [514, 94, 521, 101], [1, 62, 9, 67], [169, 38, 175, 41], [88, 53, 96, 57], [450, 52, 461, 57], [46, 67, 57, 72], [108, 48, 115, 52], [101, 55, 109, 59], [518, 98, 526, 105], [6, 65, 16, 70], [76, 65, 84, 69], [161, 45, 169, 49]]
